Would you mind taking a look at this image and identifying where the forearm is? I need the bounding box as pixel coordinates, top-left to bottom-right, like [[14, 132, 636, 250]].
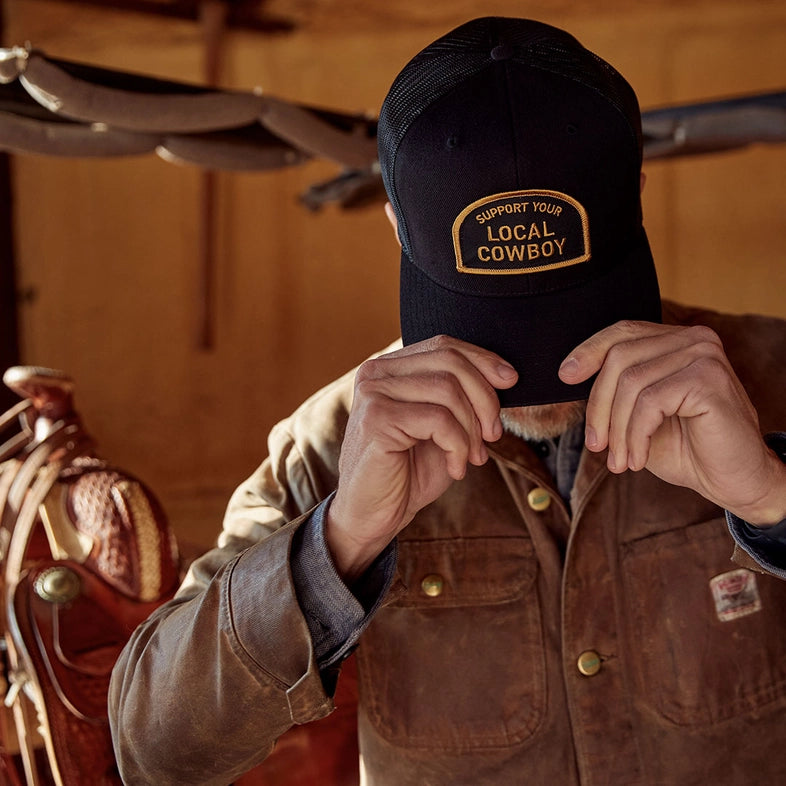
[[109, 519, 332, 785]]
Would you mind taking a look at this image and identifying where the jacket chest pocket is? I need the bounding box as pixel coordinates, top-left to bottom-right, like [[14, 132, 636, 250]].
[[621, 517, 786, 726], [356, 536, 545, 751]]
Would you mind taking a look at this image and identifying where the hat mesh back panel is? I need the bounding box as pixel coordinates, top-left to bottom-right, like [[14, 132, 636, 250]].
[[377, 19, 643, 257]]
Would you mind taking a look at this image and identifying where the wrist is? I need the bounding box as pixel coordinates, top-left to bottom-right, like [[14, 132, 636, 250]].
[[324, 505, 391, 585], [729, 448, 786, 528]]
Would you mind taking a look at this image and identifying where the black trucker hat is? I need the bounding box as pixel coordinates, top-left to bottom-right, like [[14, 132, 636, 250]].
[[377, 17, 661, 407]]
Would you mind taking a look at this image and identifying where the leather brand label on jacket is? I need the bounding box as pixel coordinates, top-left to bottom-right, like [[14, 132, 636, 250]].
[[452, 190, 590, 275], [709, 569, 762, 622]]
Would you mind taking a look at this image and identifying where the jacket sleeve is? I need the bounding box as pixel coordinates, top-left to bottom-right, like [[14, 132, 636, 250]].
[[108, 367, 358, 785]]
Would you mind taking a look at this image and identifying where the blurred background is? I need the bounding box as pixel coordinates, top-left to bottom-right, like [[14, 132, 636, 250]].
[[2, 0, 785, 551]]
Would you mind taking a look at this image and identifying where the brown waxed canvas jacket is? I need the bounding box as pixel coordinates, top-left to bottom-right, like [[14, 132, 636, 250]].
[[109, 301, 786, 786]]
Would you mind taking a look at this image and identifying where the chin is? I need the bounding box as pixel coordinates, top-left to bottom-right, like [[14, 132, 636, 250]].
[[500, 400, 587, 442]]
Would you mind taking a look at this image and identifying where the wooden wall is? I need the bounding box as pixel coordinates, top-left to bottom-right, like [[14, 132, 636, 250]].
[[3, 0, 786, 548]]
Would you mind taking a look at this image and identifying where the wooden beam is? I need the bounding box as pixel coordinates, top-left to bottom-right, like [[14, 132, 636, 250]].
[[26, 0, 297, 33]]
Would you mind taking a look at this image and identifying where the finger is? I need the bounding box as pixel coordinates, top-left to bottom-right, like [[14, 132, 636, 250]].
[[603, 337, 728, 471], [359, 336, 517, 442], [384, 335, 518, 391], [620, 362, 716, 473], [357, 371, 488, 466], [357, 393, 477, 480], [558, 321, 682, 385], [624, 351, 759, 474], [579, 325, 722, 453]]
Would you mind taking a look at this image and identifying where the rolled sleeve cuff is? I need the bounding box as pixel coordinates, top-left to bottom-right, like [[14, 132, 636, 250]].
[[224, 519, 332, 723], [291, 494, 398, 669]]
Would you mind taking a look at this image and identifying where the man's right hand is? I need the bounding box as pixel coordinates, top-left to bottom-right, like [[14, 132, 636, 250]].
[[325, 335, 518, 583]]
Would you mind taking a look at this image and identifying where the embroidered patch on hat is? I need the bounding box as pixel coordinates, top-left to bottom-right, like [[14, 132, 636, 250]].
[[709, 569, 762, 622], [452, 189, 590, 275]]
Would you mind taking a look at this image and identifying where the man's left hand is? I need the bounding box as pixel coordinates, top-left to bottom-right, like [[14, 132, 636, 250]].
[[559, 320, 786, 527]]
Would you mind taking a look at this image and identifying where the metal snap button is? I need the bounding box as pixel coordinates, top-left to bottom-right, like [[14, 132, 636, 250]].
[[527, 487, 552, 511], [577, 650, 602, 677], [421, 574, 444, 597]]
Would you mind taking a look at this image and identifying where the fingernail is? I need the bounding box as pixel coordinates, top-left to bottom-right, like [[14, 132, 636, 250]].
[[497, 363, 517, 381], [559, 357, 579, 379], [607, 450, 616, 471]]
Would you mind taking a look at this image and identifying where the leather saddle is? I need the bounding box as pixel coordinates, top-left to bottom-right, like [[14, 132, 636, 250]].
[[0, 366, 180, 785]]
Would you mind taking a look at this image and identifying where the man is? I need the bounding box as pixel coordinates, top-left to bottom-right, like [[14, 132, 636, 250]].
[[110, 17, 786, 785]]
